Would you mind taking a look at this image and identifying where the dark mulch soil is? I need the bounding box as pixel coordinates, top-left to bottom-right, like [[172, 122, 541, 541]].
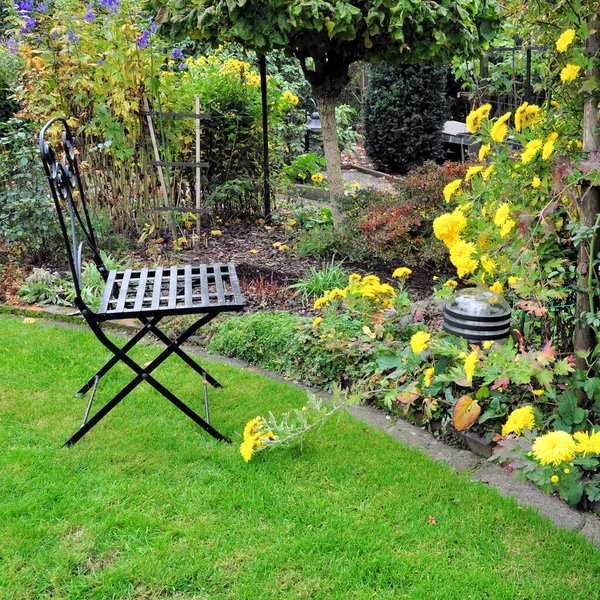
[[136, 217, 441, 316]]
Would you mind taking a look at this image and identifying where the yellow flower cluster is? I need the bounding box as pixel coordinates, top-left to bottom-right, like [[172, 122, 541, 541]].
[[515, 102, 540, 132], [313, 274, 398, 310], [282, 90, 300, 105], [502, 405, 535, 436], [466, 103, 491, 133], [240, 416, 277, 462], [311, 172, 324, 183], [521, 139, 543, 164]]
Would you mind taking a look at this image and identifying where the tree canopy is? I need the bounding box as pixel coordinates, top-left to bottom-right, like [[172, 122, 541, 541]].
[[153, 0, 499, 217]]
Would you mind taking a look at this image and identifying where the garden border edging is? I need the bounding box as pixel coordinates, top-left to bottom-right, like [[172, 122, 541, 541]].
[[3, 307, 600, 547]]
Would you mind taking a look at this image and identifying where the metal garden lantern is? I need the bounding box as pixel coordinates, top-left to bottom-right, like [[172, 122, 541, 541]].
[[443, 288, 512, 344], [304, 98, 322, 152]]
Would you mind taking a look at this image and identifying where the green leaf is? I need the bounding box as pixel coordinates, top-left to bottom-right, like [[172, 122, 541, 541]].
[[479, 20, 495, 41], [558, 393, 577, 425], [376, 354, 403, 371], [475, 386, 490, 400]]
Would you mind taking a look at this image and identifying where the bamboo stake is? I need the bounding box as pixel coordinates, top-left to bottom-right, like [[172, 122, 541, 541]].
[[143, 97, 177, 242]]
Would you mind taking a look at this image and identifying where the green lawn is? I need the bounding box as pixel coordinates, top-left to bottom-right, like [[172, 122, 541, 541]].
[[1, 315, 599, 599]]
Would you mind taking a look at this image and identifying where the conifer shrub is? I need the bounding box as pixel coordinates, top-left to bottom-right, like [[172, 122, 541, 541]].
[[363, 63, 450, 174]]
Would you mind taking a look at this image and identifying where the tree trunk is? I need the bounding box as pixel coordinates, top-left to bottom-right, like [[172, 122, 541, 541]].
[[313, 89, 345, 226], [575, 18, 600, 375], [295, 51, 350, 230]]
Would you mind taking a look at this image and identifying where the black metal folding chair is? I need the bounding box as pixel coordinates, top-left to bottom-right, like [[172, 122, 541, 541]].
[[39, 117, 244, 447]]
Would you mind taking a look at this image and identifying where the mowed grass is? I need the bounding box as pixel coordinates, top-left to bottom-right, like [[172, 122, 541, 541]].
[[1, 315, 599, 600]]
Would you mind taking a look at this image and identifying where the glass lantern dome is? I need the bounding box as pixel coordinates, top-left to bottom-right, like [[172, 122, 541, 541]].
[[443, 288, 512, 343]]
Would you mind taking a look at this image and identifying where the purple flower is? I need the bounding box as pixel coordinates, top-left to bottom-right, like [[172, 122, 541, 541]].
[[67, 29, 80, 43], [149, 17, 157, 33], [137, 29, 150, 49], [97, 59, 104, 65], [83, 4, 95, 22], [100, 0, 119, 14], [178, 62, 186, 70], [21, 15, 35, 33], [7, 38, 19, 55], [14, 1, 34, 13], [171, 48, 182, 60], [36, 3, 48, 11]]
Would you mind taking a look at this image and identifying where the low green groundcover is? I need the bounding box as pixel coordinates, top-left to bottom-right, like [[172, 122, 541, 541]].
[[1, 316, 599, 599]]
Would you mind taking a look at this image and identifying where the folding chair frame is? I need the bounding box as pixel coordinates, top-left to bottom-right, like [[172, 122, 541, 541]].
[[39, 117, 244, 447]]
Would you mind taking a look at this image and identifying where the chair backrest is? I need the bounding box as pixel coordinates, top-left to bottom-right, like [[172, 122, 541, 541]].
[[39, 117, 107, 300]]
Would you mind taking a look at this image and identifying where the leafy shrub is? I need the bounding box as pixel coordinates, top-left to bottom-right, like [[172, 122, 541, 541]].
[[363, 63, 449, 174], [0, 118, 63, 262], [287, 259, 348, 304], [207, 311, 371, 387], [0, 44, 18, 131], [337, 161, 469, 266]]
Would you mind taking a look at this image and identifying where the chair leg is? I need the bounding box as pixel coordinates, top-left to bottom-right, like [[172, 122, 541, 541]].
[[66, 313, 230, 446], [141, 318, 223, 388], [75, 317, 161, 396]]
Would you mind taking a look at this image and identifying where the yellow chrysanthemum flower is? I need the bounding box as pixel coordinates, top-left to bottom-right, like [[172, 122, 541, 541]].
[[493, 203, 511, 227], [483, 340, 494, 350], [521, 139, 543, 164], [410, 331, 431, 354], [556, 29, 576, 53], [392, 267, 412, 278], [481, 255, 495, 274], [424, 367, 434, 388], [560, 63, 581, 82], [532, 430, 576, 465], [490, 281, 503, 294], [443, 179, 462, 203], [444, 279, 458, 289], [362, 275, 380, 285], [551, 475, 559, 483], [465, 165, 484, 182], [483, 165, 494, 181], [313, 297, 329, 310], [502, 405, 535, 436], [532, 389, 544, 397], [348, 273, 361, 283], [311, 172, 324, 183], [574, 430, 600, 456], [464, 350, 478, 383], [515, 102, 541, 132], [542, 140, 555, 160], [478, 144, 491, 162], [312, 317, 322, 327], [490, 112, 512, 143], [547, 132, 559, 142], [532, 177, 542, 188], [433, 208, 467, 248], [508, 276, 518, 286], [449, 240, 479, 278], [465, 103, 492, 133], [500, 219, 516, 237]]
